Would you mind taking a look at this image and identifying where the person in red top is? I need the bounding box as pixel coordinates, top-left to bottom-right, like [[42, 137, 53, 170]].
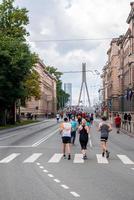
[[114, 114, 121, 133]]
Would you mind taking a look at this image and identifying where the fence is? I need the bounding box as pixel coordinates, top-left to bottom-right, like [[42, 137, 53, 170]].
[[121, 120, 134, 134]]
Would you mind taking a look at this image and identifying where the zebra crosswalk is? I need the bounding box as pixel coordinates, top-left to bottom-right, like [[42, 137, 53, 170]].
[[23, 153, 43, 163], [0, 153, 20, 163], [0, 153, 133, 165]]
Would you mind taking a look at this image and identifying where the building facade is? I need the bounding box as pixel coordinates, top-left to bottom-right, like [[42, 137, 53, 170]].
[[102, 2, 134, 117], [21, 60, 57, 117], [64, 83, 72, 106]]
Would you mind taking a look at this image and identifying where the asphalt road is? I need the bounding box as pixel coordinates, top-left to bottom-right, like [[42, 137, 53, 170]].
[[0, 119, 134, 200]]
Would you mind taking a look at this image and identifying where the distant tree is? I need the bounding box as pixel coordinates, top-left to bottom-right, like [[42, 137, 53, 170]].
[[23, 69, 41, 101], [45, 66, 70, 110], [0, 0, 38, 125]]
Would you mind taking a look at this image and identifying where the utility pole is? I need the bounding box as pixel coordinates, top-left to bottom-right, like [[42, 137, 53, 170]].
[[78, 63, 91, 107]]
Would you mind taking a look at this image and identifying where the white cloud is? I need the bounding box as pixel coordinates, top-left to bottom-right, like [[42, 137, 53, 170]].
[[14, 0, 132, 105]]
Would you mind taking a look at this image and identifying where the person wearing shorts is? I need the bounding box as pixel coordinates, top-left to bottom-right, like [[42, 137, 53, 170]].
[[78, 119, 89, 159], [98, 117, 112, 158], [60, 117, 71, 160]]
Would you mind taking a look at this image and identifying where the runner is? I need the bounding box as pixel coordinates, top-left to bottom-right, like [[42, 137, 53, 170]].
[[90, 113, 94, 125], [98, 116, 112, 158], [60, 117, 71, 160], [86, 117, 91, 129], [70, 117, 78, 144], [114, 114, 121, 133], [56, 113, 60, 123], [77, 114, 82, 125], [78, 119, 89, 160]]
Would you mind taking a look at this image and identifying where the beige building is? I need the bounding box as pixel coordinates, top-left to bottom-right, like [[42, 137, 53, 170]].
[[21, 60, 57, 117], [102, 2, 134, 116]]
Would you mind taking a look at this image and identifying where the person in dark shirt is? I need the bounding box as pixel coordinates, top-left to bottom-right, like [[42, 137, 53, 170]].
[[78, 119, 89, 160], [98, 117, 112, 158], [124, 113, 128, 124], [127, 113, 132, 125]]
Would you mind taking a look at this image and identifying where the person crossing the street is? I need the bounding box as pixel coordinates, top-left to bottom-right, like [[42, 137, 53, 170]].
[[70, 117, 78, 145], [98, 116, 112, 158], [60, 117, 72, 160], [78, 119, 90, 160]]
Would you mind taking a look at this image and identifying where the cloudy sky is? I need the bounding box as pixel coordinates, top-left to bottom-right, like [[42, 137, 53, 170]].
[[14, 0, 131, 105]]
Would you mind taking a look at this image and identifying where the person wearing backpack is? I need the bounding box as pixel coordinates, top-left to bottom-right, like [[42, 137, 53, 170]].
[[78, 119, 90, 160], [98, 116, 112, 158]]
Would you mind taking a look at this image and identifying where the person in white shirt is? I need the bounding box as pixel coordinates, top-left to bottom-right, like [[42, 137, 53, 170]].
[[60, 117, 71, 160], [56, 113, 60, 123]]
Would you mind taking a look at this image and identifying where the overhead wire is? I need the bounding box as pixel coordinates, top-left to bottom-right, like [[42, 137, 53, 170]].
[[28, 37, 118, 43]]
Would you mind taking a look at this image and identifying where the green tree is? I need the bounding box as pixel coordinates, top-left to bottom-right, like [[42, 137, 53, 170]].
[[46, 66, 70, 110], [0, 0, 38, 125], [23, 69, 41, 101]]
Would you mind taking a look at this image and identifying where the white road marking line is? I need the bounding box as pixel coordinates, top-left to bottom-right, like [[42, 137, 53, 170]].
[[131, 168, 134, 170], [23, 153, 42, 163], [32, 129, 59, 147], [61, 185, 69, 189], [54, 179, 61, 183], [0, 146, 32, 148], [117, 155, 134, 164], [96, 154, 109, 164], [48, 153, 63, 163], [89, 134, 93, 148], [0, 133, 23, 141], [36, 162, 40, 166], [73, 154, 84, 163], [0, 153, 20, 163], [48, 174, 54, 178], [36, 163, 80, 197], [39, 166, 44, 169], [70, 191, 80, 197], [43, 169, 48, 173]]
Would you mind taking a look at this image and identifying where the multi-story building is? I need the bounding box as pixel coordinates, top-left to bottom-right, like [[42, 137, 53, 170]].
[[102, 2, 134, 117], [64, 83, 72, 106], [21, 59, 57, 117]]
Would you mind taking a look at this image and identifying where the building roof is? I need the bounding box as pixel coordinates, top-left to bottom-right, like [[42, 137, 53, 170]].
[[37, 59, 57, 81]]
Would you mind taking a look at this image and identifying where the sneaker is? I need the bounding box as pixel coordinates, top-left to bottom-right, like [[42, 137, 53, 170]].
[[117, 131, 119, 134], [102, 152, 105, 157], [63, 154, 66, 159], [83, 155, 87, 160], [106, 151, 110, 158], [68, 154, 71, 160]]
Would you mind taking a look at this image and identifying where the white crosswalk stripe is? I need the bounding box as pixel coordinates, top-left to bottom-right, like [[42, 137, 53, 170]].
[[73, 154, 84, 163], [0, 153, 133, 165], [48, 153, 63, 163], [0, 153, 20, 163], [117, 155, 134, 164], [96, 154, 109, 164], [23, 153, 43, 163]]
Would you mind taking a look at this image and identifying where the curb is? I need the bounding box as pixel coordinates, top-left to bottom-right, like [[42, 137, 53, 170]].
[[0, 119, 53, 134]]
